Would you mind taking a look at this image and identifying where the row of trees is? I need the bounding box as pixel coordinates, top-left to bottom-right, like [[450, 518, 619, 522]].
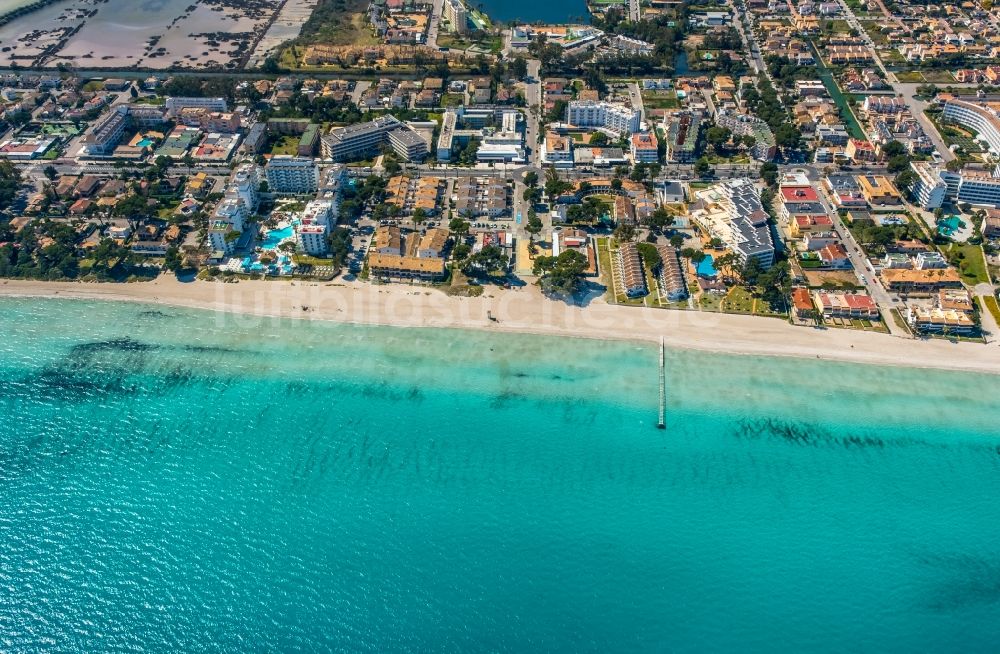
[[741, 76, 803, 151], [591, 9, 685, 73]]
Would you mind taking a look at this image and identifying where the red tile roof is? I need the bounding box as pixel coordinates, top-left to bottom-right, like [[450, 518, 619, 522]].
[[792, 287, 813, 311], [819, 243, 848, 262], [780, 185, 820, 202]]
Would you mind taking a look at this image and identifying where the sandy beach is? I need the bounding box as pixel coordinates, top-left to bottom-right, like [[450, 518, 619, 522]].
[[1, 277, 999, 374]]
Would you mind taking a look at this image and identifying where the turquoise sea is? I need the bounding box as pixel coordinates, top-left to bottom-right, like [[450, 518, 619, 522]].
[[2, 297, 1000, 652]]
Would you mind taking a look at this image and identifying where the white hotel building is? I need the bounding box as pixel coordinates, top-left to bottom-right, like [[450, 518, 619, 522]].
[[165, 96, 228, 115], [942, 98, 1000, 156], [266, 156, 320, 195], [565, 101, 641, 136], [910, 159, 1000, 210], [909, 161, 948, 210], [295, 199, 336, 255], [229, 163, 262, 214]]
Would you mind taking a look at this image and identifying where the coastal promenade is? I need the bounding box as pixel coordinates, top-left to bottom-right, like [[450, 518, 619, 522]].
[[3, 278, 1000, 375]]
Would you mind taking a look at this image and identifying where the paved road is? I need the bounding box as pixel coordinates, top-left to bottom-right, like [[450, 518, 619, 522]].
[[627, 82, 645, 124], [628, 0, 640, 22], [809, 170, 908, 336], [973, 282, 1000, 343], [524, 59, 542, 168], [892, 82, 981, 164], [733, 0, 766, 78], [425, 0, 445, 49], [350, 80, 371, 106], [18, 161, 234, 176]]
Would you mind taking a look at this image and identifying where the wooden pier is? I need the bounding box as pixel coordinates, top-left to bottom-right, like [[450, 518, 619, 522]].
[[656, 336, 666, 429]]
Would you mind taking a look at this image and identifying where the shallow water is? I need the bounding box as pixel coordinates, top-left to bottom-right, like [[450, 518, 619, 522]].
[[1, 297, 1000, 652], [476, 0, 590, 25]]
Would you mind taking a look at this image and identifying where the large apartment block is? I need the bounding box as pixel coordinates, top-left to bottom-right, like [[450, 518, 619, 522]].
[[83, 105, 167, 155], [229, 163, 262, 214], [322, 115, 427, 162], [295, 199, 336, 255], [715, 111, 776, 161], [565, 101, 641, 136], [909, 161, 948, 210], [265, 156, 320, 195], [910, 160, 1000, 210], [665, 111, 701, 163], [165, 96, 228, 115], [716, 179, 775, 269], [942, 98, 1000, 156], [630, 132, 659, 163], [443, 0, 468, 34]]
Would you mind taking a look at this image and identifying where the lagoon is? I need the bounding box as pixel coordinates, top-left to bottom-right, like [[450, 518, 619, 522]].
[[2, 297, 1000, 652], [476, 0, 590, 25], [0, 0, 270, 69]]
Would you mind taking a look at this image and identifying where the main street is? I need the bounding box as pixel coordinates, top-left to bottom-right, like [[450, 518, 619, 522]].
[[627, 82, 645, 124], [798, 166, 909, 336], [891, 82, 981, 164], [425, 0, 445, 49], [732, 0, 766, 78], [524, 58, 542, 169], [628, 0, 640, 22]]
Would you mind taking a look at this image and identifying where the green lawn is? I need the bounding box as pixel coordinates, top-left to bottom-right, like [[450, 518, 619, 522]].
[[293, 254, 333, 267], [948, 243, 989, 285], [704, 153, 750, 165], [698, 292, 723, 312], [642, 91, 679, 110], [861, 23, 889, 45], [269, 135, 301, 156], [922, 70, 956, 84], [822, 19, 852, 34], [894, 70, 925, 83], [879, 50, 906, 65], [595, 237, 616, 302], [947, 135, 983, 154], [133, 96, 166, 106], [722, 286, 754, 314]]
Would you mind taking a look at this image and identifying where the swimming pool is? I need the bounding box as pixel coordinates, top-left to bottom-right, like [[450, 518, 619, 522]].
[[938, 216, 961, 237], [136, 138, 154, 148], [261, 226, 294, 250], [696, 254, 717, 278]]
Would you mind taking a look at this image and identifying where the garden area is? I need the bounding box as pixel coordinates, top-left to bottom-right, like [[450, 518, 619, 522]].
[[946, 243, 990, 285], [641, 91, 680, 110]]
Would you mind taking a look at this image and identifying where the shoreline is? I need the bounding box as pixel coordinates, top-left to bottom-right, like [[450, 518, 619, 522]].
[[2, 277, 1000, 375]]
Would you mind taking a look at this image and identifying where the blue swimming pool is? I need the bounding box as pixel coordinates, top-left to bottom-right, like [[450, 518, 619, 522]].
[[261, 226, 294, 250], [696, 254, 717, 278], [938, 216, 961, 237]]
